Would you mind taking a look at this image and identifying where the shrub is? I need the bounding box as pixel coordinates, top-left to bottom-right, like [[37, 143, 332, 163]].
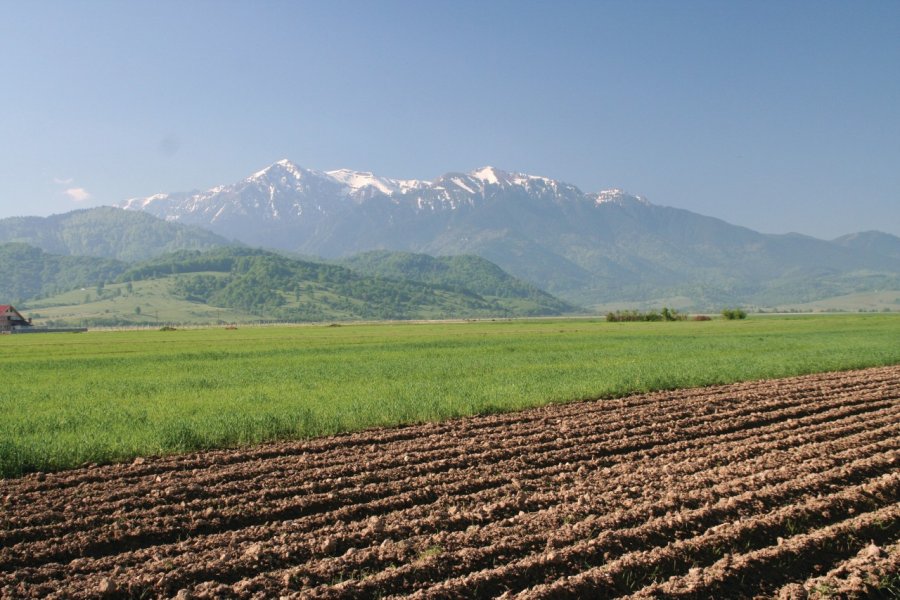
[[692, 315, 712, 321], [721, 308, 747, 320], [606, 309, 685, 322], [661, 307, 686, 321]]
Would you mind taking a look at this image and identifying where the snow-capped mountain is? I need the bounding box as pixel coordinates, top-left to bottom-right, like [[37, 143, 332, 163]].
[[120, 159, 900, 308], [121, 159, 628, 223], [123, 160, 347, 224]]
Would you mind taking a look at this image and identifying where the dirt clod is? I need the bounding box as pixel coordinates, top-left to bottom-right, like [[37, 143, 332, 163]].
[[97, 578, 117, 596], [0, 366, 897, 599]]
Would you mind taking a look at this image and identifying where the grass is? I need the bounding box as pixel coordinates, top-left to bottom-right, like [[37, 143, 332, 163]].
[[771, 290, 900, 313], [23, 276, 251, 325], [417, 545, 444, 561], [1, 314, 899, 478], [21, 269, 573, 327]]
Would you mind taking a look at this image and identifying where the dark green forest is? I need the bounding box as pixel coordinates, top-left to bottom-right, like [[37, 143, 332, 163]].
[[6, 245, 574, 322]]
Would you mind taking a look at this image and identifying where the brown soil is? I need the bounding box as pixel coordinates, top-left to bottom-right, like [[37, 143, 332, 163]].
[[789, 541, 900, 599], [1, 365, 898, 599]]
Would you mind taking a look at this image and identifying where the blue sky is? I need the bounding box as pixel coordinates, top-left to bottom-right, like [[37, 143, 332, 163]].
[[1, 0, 898, 238]]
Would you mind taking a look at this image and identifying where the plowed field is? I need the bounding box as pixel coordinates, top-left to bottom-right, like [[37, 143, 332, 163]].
[[2, 366, 898, 599]]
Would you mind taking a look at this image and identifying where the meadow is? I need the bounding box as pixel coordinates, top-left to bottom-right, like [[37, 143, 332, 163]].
[[23, 276, 253, 326], [2, 314, 899, 478]]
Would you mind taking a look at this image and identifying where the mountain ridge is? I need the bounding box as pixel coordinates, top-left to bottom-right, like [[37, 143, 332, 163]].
[[0, 206, 233, 262], [15, 245, 575, 325], [117, 159, 899, 309]]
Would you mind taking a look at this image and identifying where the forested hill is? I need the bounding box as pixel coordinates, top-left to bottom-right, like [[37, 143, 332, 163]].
[[117, 247, 574, 321], [0, 243, 126, 304], [338, 250, 575, 313], [0, 206, 232, 262]]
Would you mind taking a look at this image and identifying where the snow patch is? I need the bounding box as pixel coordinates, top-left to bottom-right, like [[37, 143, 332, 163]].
[[470, 166, 501, 185], [326, 169, 397, 195], [250, 159, 307, 182], [594, 189, 649, 205], [595, 189, 627, 203], [327, 169, 428, 196], [396, 179, 427, 193], [450, 177, 476, 194]]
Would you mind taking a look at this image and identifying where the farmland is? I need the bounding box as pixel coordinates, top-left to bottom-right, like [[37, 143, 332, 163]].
[[2, 314, 900, 478], [1, 365, 897, 597]]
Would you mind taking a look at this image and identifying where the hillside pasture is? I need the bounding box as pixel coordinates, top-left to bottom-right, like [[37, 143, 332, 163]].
[[22, 275, 248, 326]]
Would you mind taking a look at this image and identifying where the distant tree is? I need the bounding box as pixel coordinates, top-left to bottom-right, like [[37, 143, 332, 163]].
[[134, 306, 141, 315], [721, 308, 747, 320], [605, 308, 687, 322]]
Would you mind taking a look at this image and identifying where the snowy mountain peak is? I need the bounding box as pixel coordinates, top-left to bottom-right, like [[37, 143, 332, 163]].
[[467, 166, 567, 190], [326, 169, 410, 196], [470, 166, 505, 185], [249, 158, 312, 181], [120, 160, 651, 233], [120, 192, 169, 211]]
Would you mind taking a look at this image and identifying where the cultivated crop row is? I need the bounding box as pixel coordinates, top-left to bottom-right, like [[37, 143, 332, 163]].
[[1, 365, 897, 598]]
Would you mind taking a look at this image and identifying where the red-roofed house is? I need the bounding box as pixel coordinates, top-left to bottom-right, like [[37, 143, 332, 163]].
[[0, 305, 32, 332]]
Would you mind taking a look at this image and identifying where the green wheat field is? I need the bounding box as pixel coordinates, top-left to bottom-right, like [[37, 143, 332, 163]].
[[2, 314, 899, 478]]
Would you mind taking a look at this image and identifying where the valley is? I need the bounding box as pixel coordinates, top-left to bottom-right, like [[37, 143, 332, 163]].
[[117, 161, 900, 308], [2, 161, 898, 315]]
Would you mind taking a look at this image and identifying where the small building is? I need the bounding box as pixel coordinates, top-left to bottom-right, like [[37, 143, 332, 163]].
[[0, 305, 32, 332]]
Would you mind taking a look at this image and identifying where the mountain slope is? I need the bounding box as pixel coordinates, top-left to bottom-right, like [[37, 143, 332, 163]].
[[833, 231, 900, 261], [0, 243, 127, 303], [115, 247, 573, 322], [338, 251, 576, 314], [0, 207, 233, 262], [120, 160, 900, 308]]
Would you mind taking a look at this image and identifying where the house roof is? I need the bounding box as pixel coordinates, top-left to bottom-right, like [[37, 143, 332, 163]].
[[0, 305, 27, 321]]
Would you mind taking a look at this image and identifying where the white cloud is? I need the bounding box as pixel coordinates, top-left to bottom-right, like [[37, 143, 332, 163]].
[[64, 187, 91, 202], [53, 176, 74, 185]]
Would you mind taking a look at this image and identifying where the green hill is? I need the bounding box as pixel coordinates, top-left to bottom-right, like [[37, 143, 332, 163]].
[[0, 243, 127, 304], [832, 231, 900, 261], [122, 247, 575, 320], [21, 247, 575, 326], [0, 206, 232, 262], [22, 276, 251, 327], [338, 250, 576, 314]]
